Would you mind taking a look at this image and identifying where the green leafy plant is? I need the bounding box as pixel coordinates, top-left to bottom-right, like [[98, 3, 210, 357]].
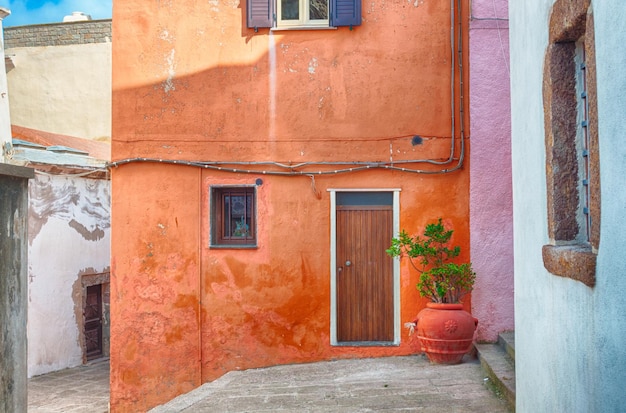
[[233, 217, 249, 237], [386, 218, 475, 304]]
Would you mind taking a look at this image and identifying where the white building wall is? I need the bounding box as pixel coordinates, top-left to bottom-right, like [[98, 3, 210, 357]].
[[510, 1, 626, 412], [0, 9, 12, 161], [590, 2, 626, 409], [6, 41, 111, 141], [27, 172, 110, 377]]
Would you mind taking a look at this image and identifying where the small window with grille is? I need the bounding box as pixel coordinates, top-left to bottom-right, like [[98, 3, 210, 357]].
[[541, 0, 599, 287], [211, 186, 257, 247]]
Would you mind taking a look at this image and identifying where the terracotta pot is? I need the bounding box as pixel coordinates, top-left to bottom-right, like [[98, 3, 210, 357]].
[[415, 303, 478, 364]]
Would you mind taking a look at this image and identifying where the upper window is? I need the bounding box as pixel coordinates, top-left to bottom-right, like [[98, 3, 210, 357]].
[[279, 0, 328, 28], [211, 186, 257, 247], [247, 0, 361, 30]]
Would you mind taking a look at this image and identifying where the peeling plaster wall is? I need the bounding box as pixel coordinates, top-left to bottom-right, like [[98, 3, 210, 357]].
[[111, 0, 472, 410], [6, 42, 111, 141], [510, 1, 626, 411], [469, 0, 514, 342], [27, 172, 110, 377]]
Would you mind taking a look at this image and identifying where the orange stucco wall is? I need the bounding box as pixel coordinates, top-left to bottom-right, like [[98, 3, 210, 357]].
[[111, 0, 470, 411]]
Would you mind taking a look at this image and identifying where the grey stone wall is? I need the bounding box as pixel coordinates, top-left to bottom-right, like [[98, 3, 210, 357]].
[[0, 163, 34, 413], [4, 20, 111, 49]]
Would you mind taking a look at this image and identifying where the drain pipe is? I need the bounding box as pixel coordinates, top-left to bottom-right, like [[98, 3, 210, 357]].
[[448, 0, 456, 164], [430, 0, 466, 173], [441, 0, 466, 173]]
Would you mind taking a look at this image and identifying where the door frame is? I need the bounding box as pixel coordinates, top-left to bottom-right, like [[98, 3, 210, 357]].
[[328, 188, 401, 346]]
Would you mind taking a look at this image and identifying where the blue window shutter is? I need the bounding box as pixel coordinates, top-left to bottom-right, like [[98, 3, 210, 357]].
[[247, 0, 273, 29], [331, 0, 361, 27]]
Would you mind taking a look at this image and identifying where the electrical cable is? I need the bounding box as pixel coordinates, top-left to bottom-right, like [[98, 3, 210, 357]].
[[106, 157, 462, 175]]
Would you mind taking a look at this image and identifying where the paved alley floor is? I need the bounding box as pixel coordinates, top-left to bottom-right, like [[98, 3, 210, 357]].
[[26, 355, 510, 413], [28, 358, 110, 413], [151, 355, 510, 413]]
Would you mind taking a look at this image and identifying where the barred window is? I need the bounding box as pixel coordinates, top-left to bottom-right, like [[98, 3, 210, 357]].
[[211, 186, 256, 247]]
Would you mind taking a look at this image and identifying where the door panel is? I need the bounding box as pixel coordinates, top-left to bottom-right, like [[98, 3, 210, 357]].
[[85, 284, 103, 360], [336, 200, 394, 343]]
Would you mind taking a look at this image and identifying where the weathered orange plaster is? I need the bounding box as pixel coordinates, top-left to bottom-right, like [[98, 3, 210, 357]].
[[111, 0, 471, 410]]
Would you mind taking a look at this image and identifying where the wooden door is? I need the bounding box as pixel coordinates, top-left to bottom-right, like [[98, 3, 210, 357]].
[[336, 192, 394, 343], [85, 284, 103, 360]]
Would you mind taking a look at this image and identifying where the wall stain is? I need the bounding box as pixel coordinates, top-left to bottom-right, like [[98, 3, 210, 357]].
[[69, 219, 106, 241], [29, 174, 110, 244]]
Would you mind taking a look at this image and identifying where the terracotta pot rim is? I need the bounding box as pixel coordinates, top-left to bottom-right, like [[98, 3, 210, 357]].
[[426, 302, 464, 310]]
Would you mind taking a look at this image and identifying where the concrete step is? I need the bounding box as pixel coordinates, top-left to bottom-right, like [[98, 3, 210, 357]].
[[498, 330, 515, 365], [476, 331, 515, 412]]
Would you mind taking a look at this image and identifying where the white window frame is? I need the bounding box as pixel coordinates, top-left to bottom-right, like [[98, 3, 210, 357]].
[[277, 0, 330, 29]]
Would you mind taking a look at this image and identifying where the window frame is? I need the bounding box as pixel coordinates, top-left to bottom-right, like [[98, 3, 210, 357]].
[[210, 185, 258, 248], [247, 0, 361, 30], [277, 0, 330, 28]]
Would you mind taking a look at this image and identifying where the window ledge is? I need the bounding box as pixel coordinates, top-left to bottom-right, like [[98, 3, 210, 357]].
[[542, 244, 596, 287], [210, 244, 258, 250], [333, 341, 399, 347], [271, 26, 337, 31]]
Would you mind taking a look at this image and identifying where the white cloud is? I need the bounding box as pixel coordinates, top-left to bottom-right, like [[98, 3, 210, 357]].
[[0, 0, 112, 27]]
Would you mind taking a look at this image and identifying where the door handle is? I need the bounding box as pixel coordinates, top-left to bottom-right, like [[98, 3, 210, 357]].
[[338, 260, 351, 274]]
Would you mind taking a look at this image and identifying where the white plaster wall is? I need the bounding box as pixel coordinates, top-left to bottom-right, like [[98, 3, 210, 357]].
[[469, 0, 514, 342], [27, 173, 110, 377], [589, 2, 626, 409], [6, 42, 111, 141], [510, 1, 626, 411], [0, 10, 12, 161]]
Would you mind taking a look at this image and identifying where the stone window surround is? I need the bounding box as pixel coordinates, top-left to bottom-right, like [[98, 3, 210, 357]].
[[542, 0, 600, 288]]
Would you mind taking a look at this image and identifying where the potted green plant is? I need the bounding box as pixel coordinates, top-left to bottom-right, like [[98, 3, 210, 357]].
[[386, 218, 477, 364]]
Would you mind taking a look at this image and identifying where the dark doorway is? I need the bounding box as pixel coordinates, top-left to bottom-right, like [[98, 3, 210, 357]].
[[84, 284, 103, 360]]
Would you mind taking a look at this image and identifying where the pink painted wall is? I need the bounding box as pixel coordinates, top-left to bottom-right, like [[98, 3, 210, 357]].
[[469, 0, 514, 342]]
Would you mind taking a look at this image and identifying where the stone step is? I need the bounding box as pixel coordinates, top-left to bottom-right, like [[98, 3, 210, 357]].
[[475, 332, 515, 412], [498, 330, 515, 365]]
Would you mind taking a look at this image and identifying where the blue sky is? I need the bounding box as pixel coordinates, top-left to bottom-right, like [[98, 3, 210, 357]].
[[0, 0, 111, 27]]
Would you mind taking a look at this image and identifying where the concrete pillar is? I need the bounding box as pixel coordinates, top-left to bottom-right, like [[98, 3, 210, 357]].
[[0, 8, 12, 163], [0, 163, 34, 413]]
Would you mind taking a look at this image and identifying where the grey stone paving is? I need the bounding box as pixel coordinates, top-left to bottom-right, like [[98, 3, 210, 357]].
[[27, 358, 110, 413], [152, 355, 510, 413], [26, 355, 510, 413]]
